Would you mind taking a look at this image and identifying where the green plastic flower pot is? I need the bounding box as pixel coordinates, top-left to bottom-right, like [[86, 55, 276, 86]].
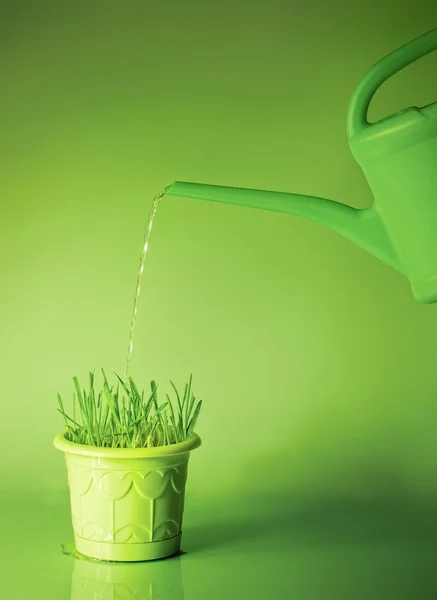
[[54, 432, 201, 562]]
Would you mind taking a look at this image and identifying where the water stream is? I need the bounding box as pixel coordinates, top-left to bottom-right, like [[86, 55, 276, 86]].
[[123, 190, 164, 379]]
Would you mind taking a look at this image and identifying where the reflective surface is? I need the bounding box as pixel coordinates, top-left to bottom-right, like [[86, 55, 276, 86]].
[[2, 488, 437, 599]]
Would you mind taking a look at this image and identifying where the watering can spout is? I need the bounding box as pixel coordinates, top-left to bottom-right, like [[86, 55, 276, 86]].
[[165, 182, 404, 276], [165, 28, 437, 304]]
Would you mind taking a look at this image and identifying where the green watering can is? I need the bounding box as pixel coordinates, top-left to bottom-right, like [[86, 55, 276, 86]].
[[166, 28, 437, 304]]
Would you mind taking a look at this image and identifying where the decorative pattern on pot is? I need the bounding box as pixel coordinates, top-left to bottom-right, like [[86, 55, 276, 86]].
[[68, 463, 188, 544]]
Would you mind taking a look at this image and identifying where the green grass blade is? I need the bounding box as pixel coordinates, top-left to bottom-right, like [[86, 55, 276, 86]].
[[144, 389, 156, 419], [170, 380, 182, 414], [73, 376, 93, 438], [57, 408, 82, 429], [73, 376, 86, 419], [184, 374, 193, 430], [187, 400, 202, 438], [114, 372, 131, 397], [166, 393, 176, 430], [150, 380, 158, 409], [57, 393, 69, 429], [129, 377, 142, 401], [187, 393, 196, 424]]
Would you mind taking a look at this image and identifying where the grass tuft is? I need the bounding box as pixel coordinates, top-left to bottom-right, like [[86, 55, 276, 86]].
[[57, 371, 202, 448]]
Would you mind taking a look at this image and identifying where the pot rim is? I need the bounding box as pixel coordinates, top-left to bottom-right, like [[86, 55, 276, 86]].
[[53, 431, 201, 459]]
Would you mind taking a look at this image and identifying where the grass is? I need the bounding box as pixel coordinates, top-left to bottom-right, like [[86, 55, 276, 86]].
[[57, 370, 202, 448]]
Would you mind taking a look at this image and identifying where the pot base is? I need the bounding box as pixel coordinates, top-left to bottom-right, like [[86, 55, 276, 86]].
[[74, 532, 182, 562]]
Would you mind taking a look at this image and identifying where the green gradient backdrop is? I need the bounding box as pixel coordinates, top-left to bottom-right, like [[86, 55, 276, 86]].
[[2, 1, 437, 509]]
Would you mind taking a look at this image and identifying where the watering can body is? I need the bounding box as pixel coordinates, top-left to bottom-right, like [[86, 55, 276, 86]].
[[350, 103, 437, 303], [166, 28, 437, 304]]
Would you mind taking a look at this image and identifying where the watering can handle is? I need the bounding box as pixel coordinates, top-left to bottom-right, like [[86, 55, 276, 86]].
[[347, 27, 437, 138]]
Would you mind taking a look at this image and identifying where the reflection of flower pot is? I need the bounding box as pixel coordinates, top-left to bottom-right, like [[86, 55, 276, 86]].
[[54, 433, 201, 562], [71, 554, 184, 600]]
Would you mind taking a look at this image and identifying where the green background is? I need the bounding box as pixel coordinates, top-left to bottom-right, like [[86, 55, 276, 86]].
[[1, 1, 437, 597]]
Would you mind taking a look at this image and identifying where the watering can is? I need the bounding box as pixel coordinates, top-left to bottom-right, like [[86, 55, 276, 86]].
[[165, 28, 437, 304]]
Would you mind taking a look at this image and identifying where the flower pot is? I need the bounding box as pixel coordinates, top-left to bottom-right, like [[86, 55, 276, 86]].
[[54, 432, 201, 562]]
